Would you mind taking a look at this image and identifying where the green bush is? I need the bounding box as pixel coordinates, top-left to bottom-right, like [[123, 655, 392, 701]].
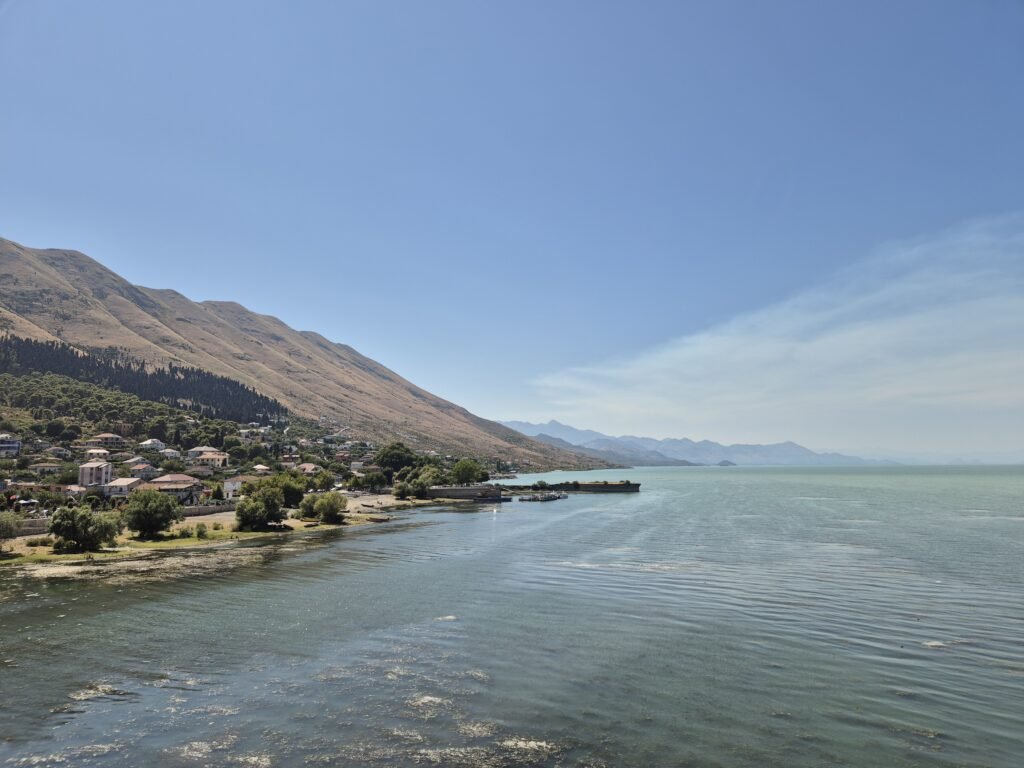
[[0, 511, 20, 549], [26, 536, 55, 547], [235, 484, 285, 530], [177, 526, 193, 539], [298, 493, 319, 519], [212, 521, 223, 530], [314, 492, 347, 524], [195, 522, 208, 539], [121, 490, 182, 538], [49, 507, 122, 553]]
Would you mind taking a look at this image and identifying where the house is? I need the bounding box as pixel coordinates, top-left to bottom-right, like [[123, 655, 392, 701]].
[[296, 462, 323, 476], [186, 445, 218, 460], [189, 465, 214, 478], [29, 462, 64, 475], [223, 474, 260, 499], [86, 433, 128, 449], [194, 451, 229, 468], [138, 438, 166, 452], [104, 477, 142, 498], [129, 463, 160, 480], [252, 464, 271, 475], [78, 461, 113, 487], [85, 448, 111, 461], [0, 434, 22, 458], [152, 473, 199, 484], [159, 448, 181, 459], [44, 446, 73, 460], [139, 476, 204, 504]]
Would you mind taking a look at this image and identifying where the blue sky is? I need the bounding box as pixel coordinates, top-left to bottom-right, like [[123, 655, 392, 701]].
[[2, 1, 1023, 459]]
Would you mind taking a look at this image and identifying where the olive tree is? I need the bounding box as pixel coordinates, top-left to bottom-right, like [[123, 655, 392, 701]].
[[49, 506, 122, 553], [121, 490, 182, 538]]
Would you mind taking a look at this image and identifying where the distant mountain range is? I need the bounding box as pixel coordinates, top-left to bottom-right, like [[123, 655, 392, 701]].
[[502, 420, 885, 467]]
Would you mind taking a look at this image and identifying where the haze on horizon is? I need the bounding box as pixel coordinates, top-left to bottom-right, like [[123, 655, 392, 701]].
[[2, 1, 1023, 463]]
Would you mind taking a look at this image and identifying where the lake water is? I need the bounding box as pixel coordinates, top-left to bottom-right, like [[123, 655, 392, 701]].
[[1, 466, 1022, 766]]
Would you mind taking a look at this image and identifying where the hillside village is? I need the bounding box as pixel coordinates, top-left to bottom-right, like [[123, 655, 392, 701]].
[[0, 415, 518, 536]]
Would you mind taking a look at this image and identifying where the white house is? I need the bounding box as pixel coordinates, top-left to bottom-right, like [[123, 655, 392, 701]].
[[0, 434, 21, 458], [159, 448, 181, 459], [187, 445, 218, 460], [78, 461, 113, 487], [223, 474, 260, 499], [129, 462, 160, 480], [139, 438, 166, 452], [86, 433, 128, 449], [85, 448, 111, 461], [195, 451, 229, 468], [105, 477, 142, 498]]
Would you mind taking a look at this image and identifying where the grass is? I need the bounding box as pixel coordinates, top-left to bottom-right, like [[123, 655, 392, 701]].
[[1, 508, 367, 568]]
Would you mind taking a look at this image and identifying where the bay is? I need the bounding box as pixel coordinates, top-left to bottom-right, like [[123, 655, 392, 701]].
[[1, 466, 1021, 766]]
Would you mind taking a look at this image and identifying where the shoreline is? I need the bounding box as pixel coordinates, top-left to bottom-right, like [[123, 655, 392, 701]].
[[0, 493, 457, 581]]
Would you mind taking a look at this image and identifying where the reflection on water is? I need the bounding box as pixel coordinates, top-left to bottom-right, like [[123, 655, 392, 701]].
[[1, 467, 1022, 766]]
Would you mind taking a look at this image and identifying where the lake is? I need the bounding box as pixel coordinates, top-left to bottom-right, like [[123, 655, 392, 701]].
[[1, 466, 1022, 766]]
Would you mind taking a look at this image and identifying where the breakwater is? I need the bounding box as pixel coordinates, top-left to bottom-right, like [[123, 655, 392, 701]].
[[502, 480, 640, 493]]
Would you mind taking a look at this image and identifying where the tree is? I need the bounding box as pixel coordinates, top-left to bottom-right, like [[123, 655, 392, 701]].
[[363, 471, 387, 492], [451, 458, 485, 485], [314, 492, 347, 524], [121, 489, 182, 538], [311, 470, 335, 491], [261, 474, 305, 507], [0, 511, 19, 550], [374, 442, 418, 482], [393, 481, 411, 500], [298, 493, 318, 519], [49, 506, 121, 552], [211, 483, 224, 501], [235, 484, 285, 530]]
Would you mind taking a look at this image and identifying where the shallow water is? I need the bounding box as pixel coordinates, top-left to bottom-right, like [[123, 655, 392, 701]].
[[1, 466, 1022, 766]]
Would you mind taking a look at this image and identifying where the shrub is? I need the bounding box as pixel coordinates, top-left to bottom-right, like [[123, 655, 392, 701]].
[[49, 507, 121, 553], [298, 494, 318, 519], [235, 484, 285, 530], [314, 492, 347, 524], [212, 521, 223, 531], [121, 490, 182, 538], [393, 481, 411, 500], [0, 511, 20, 549], [26, 536, 55, 547], [195, 523, 208, 539], [177, 527, 194, 538]]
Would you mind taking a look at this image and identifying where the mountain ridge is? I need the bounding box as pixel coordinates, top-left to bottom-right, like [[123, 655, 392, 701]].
[[503, 419, 884, 466], [0, 236, 602, 469]]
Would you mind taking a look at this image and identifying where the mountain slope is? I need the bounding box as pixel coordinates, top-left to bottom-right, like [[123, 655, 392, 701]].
[[504, 420, 878, 466], [0, 236, 601, 468], [531, 434, 699, 467]]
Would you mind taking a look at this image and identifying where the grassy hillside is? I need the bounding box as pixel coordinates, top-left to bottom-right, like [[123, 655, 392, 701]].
[[0, 237, 603, 469]]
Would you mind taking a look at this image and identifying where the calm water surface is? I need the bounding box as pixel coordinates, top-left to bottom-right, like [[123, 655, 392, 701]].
[[1, 466, 1022, 766]]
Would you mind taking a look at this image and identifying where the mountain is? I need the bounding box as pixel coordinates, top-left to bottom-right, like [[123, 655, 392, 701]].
[[0, 236, 603, 469], [503, 420, 878, 466], [531, 433, 700, 468]]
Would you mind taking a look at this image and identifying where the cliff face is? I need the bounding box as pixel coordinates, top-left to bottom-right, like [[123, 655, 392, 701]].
[[0, 236, 600, 468]]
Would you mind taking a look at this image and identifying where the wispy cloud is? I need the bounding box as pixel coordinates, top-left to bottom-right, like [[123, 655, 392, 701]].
[[532, 216, 1024, 460]]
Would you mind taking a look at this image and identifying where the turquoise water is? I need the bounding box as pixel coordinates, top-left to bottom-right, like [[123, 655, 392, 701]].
[[1, 466, 1022, 766]]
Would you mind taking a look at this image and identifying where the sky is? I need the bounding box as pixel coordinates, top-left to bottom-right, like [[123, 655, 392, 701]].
[[1, 1, 1023, 460]]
